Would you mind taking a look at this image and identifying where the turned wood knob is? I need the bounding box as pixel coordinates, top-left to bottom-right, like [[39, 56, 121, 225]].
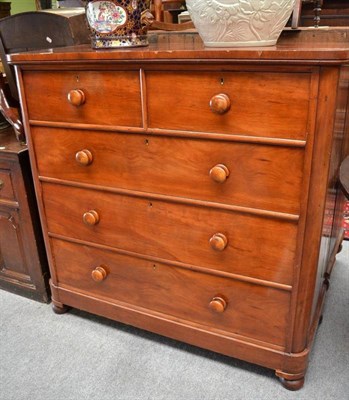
[[91, 265, 108, 282], [210, 233, 228, 251], [67, 89, 86, 107], [209, 296, 227, 313], [209, 94, 231, 115], [0, 179, 3, 190], [209, 164, 230, 183], [83, 210, 100, 226], [75, 149, 93, 166]]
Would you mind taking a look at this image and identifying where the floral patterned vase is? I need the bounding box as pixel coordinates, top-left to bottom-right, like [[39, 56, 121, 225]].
[[186, 0, 297, 47], [85, 0, 154, 48]]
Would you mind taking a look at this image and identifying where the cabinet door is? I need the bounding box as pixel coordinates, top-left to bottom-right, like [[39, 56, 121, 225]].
[[0, 208, 32, 284]]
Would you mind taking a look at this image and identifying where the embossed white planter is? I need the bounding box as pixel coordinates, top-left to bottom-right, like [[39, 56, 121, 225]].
[[186, 0, 297, 47]]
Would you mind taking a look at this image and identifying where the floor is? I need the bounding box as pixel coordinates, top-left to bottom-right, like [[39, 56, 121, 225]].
[[0, 242, 348, 400]]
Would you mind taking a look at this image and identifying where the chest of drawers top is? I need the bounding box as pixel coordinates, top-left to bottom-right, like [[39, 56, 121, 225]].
[[8, 30, 349, 65]]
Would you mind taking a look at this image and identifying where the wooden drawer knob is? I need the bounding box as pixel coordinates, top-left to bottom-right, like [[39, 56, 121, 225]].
[[209, 94, 231, 115], [67, 89, 86, 107], [83, 210, 100, 226], [209, 296, 227, 313], [76, 149, 93, 166], [210, 233, 228, 251], [0, 179, 3, 190], [209, 164, 230, 183], [91, 265, 108, 282]]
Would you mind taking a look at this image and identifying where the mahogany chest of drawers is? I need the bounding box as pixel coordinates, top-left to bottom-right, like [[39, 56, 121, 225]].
[[9, 31, 349, 390]]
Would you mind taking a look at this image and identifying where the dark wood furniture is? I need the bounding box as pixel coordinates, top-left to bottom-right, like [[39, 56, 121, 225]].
[[0, 9, 89, 103], [339, 156, 349, 199], [9, 29, 349, 390], [152, 0, 194, 31], [290, 0, 349, 28], [153, 0, 185, 23], [0, 126, 49, 301], [301, 0, 349, 27], [0, 73, 24, 141], [0, 2, 11, 19]]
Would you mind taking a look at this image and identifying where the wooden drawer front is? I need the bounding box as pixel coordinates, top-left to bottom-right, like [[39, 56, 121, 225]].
[[23, 71, 142, 127], [43, 183, 297, 285], [147, 71, 311, 140], [52, 239, 290, 347], [33, 127, 304, 215], [0, 169, 15, 202]]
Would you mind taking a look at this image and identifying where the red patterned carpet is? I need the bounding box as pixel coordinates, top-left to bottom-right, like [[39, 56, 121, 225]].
[[344, 201, 349, 240]]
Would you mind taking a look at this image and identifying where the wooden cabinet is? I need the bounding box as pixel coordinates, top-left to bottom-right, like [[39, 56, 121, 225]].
[[9, 30, 349, 390], [0, 127, 49, 301]]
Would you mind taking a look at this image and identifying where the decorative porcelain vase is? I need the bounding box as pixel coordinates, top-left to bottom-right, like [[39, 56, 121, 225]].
[[186, 0, 297, 47], [85, 0, 154, 48]]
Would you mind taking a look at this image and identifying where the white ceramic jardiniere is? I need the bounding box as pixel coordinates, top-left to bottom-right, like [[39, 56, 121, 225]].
[[186, 0, 297, 47]]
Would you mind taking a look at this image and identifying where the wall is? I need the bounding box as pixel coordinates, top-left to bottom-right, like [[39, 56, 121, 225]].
[[0, 0, 57, 15], [0, 0, 35, 14]]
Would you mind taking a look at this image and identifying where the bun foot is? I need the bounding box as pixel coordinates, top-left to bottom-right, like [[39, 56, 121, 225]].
[[52, 303, 69, 314], [279, 377, 305, 391]]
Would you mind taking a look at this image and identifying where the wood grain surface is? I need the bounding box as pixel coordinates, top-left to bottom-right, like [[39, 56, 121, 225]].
[[147, 71, 311, 139], [42, 182, 297, 285], [51, 238, 290, 347], [32, 127, 304, 215], [23, 71, 142, 127], [0, 169, 16, 202]]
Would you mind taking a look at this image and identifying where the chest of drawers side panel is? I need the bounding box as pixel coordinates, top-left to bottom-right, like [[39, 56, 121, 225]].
[[325, 65, 349, 265], [290, 66, 342, 354], [309, 64, 349, 334]]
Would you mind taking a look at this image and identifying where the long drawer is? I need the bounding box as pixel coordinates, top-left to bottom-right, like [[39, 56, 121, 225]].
[[42, 183, 297, 285], [23, 71, 142, 127], [51, 238, 290, 347], [33, 127, 304, 215], [146, 71, 311, 140]]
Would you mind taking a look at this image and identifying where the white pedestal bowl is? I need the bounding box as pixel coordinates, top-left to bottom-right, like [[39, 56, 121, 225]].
[[186, 0, 297, 47]]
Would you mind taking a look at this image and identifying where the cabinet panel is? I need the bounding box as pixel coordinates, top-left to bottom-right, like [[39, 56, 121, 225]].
[[0, 169, 15, 202], [0, 128, 49, 301], [0, 208, 29, 279]]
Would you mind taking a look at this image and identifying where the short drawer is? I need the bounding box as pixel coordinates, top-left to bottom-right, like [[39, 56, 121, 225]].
[[147, 71, 311, 140], [23, 71, 142, 127], [33, 127, 304, 215], [43, 183, 297, 285], [0, 169, 15, 202], [51, 238, 290, 347]]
